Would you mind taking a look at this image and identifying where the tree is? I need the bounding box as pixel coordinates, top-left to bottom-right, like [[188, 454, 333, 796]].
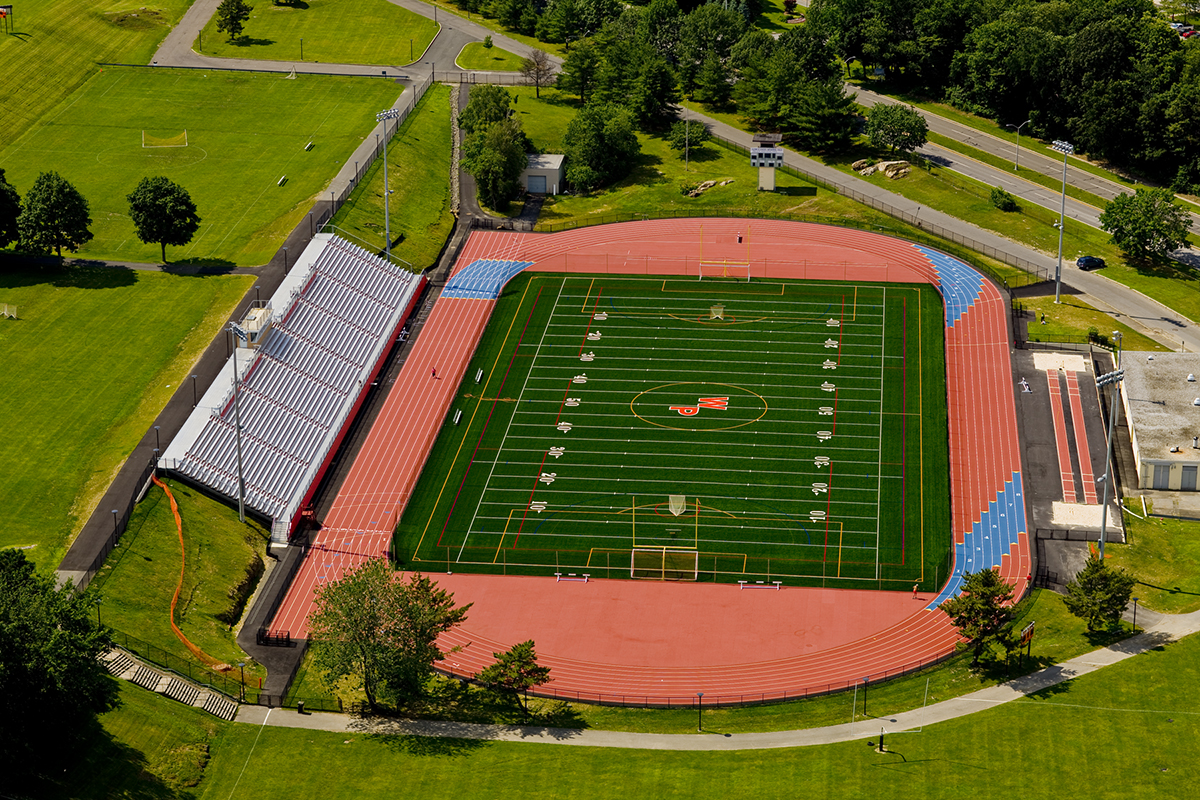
[[0, 169, 19, 249], [1099, 187, 1194, 258], [563, 103, 641, 191], [0, 551, 117, 787], [668, 118, 712, 160], [630, 54, 680, 130], [462, 118, 529, 209], [521, 48, 556, 98], [693, 50, 733, 108], [308, 560, 471, 710], [126, 176, 202, 263], [216, 0, 253, 40], [458, 84, 513, 134], [865, 102, 928, 155], [940, 568, 1016, 666], [16, 171, 93, 257], [477, 639, 551, 718], [557, 39, 601, 103], [1064, 555, 1137, 631], [789, 78, 857, 153]]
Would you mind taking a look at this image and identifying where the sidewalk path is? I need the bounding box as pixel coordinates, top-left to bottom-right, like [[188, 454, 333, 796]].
[[233, 608, 1200, 751]]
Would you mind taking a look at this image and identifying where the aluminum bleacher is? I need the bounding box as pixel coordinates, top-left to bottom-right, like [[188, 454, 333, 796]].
[[162, 235, 425, 542], [443, 259, 534, 299], [914, 245, 984, 328]]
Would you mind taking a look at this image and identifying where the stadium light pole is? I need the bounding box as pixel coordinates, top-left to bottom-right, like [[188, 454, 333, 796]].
[[1051, 140, 1073, 303], [1006, 119, 1030, 171], [696, 692, 704, 732], [229, 322, 248, 523], [376, 108, 404, 263], [1096, 332, 1123, 560]]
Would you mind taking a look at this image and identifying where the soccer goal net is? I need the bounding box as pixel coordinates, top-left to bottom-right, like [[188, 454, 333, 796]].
[[631, 548, 699, 581], [698, 261, 750, 282], [142, 130, 188, 148]]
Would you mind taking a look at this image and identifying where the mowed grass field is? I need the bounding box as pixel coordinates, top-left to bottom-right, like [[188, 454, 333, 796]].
[[193, 0, 437, 66], [455, 42, 525, 71], [186, 631, 1200, 800], [396, 274, 949, 591], [0, 67, 401, 266], [0, 0, 191, 145], [0, 267, 252, 568]]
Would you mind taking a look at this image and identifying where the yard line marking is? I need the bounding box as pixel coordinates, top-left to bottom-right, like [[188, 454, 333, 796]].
[[875, 287, 887, 581]]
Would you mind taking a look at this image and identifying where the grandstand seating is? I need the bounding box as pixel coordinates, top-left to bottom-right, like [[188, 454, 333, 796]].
[[167, 236, 423, 540]]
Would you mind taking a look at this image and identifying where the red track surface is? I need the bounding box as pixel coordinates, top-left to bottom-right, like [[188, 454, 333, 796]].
[[1065, 371, 1099, 504], [272, 219, 1029, 703], [1046, 371, 1079, 504]]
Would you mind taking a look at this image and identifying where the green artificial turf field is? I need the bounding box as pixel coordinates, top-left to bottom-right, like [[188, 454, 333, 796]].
[[396, 274, 949, 591], [0, 67, 401, 266], [0, 267, 252, 568], [193, 0, 438, 66]]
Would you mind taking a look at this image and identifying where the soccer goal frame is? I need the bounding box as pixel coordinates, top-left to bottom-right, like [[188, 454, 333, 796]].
[[142, 130, 189, 148], [631, 548, 699, 581], [698, 261, 750, 282]]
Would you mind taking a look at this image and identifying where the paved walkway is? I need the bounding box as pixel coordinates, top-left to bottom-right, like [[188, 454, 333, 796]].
[[233, 608, 1200, 751]]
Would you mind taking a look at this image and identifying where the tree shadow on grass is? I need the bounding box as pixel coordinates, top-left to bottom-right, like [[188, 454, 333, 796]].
[[22, 718, 181, 800], [162, 258, 240, 275], [54, 264, 139, 289], [367, 732, 492, 758], [229, 37, 277, 48]]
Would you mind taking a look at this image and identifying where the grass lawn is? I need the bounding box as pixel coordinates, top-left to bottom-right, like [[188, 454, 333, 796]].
[[0, 67, 401, 266], [0, 267, 251, 569], [422, 1, 566, 57], [87, 479, 271, 687], [455, 41, 524, 71], [1108, 513, 1200, 614], [194, 629, 1200, 799], [194, 0, 437, 66], [395, 274, 950, 590], [1086, 257, 1200, 331], [33, 681, 225, 800], [1017, 294, 1168, 352], [329, 83, 453, 270], [0, 0, 192, 146]]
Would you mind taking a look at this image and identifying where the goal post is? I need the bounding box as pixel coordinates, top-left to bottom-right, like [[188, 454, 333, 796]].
[[142, 130, 188, 148], [631, 547, 699, 581], [698, 261, 750, 282]]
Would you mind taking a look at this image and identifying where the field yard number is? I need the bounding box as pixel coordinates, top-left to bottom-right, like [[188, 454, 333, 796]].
[[549, 447, 566, 458], [587, 331, 602, 341], [818, 406, 833, 416], [540, 472, 557, 484], [822, 359, 837, 370], [826, 318, 841, 327], [530, 501, 547, 513], [573, 373, 588, 384], [580, 351, 595, 362], [565, 398, 581, 407], [813, 456, 830, 468], [557, 422, 573, 432], [817, 430, 833, 442], [820, 382, 836, 392], [811, 482, 828, 495], [594, 312, 608, 321], [824, 338, 838, 348]]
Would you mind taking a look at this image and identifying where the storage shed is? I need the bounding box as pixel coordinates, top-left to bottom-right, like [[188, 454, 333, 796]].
[[521, 154, 565, 195]]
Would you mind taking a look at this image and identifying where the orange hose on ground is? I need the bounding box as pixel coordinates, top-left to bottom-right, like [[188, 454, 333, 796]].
[[152, 474, 230, 671]]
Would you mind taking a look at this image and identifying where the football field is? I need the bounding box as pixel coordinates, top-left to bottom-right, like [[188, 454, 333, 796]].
[[396, 273, 949, 591]]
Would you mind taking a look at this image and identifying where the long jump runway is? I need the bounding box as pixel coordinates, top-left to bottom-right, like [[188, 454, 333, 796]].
[[271, 219, 1029, 704]]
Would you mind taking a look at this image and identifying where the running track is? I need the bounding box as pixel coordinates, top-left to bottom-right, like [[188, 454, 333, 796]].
[[272, 219, 1030, 704]]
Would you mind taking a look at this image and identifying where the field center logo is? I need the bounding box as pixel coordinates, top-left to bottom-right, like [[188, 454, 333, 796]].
[[632, 383, 766, 431], [669, 397, 730, 416]]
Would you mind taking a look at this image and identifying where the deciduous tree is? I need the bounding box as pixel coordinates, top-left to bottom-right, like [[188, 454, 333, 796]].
[[0, 169, 19, 249], [563, 103, 641, 191], [478, 639, 551, 718], [1064, 555, 1137, 631], [127, 176, 202, 263], [940, 568, 1015, 667], [216, 0, 253, 40], [16, 171, 93, 257], [865, 102, 928, 155], [308, 560, 471, 710], [0, 551, 117, 787], [521, 48, 556, 98], [462, 118, 529, 209], [458, 84, 513, 134], [669, 118, 712, 160], [1099, 187, 1194, 258]]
